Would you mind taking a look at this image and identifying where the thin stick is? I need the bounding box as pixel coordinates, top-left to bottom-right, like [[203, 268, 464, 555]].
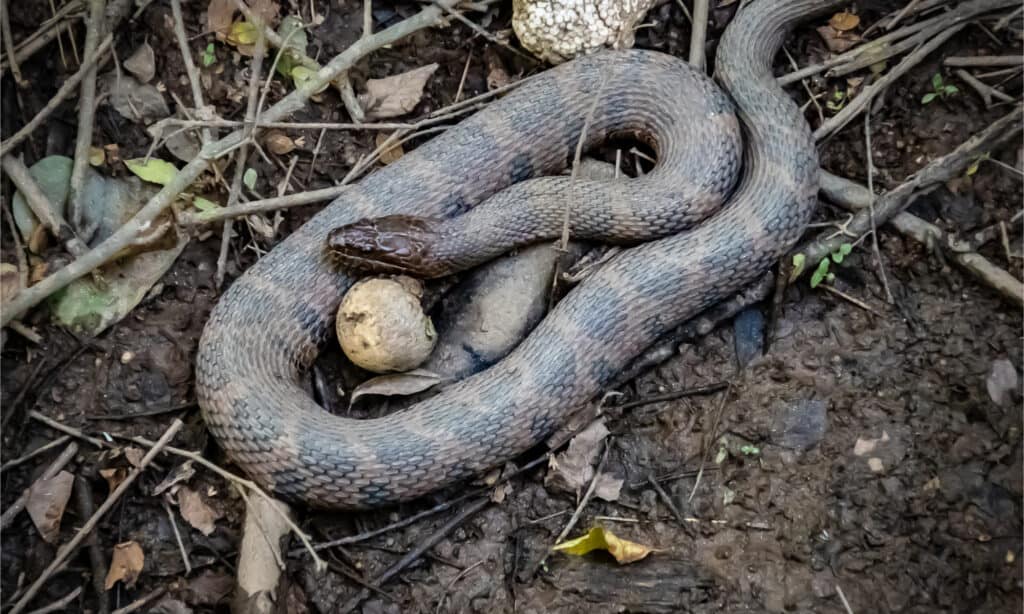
[[434, 1, 537, 63], [1, 155, 89, 257], [170, 0, 211, 146], [688, 0, 709, 71], [362, 0, 373, 37], [836, 583, 856, 614], [615, 382, 729, 410], [68, 0, 106, 232], [163, 499, 192, 574], [8, 420, 181, 614], [27, 410, 111, 449], [434, 560, 485, 614], [0, 34, 113, 157], [646, 474, 689, 526], [864, 109, 894, 304], [800, 106, 1022, 280], [887, 0, 923, 31], [108, 587, 165, 614], [1, 0, 464, 327], [24, 586, 82, 614], [0, 435, 71, 473], [0, 0, 26, 85], [0, 19, 77, 74], [954, 68, 1015, 106], [339, 498, 490, 613], [73, 478, 110, 614], [819, 284, 884, 315], [0, 442, 79, 530], [152, 117, 419, 132], [945, 54, 1023, 67], [688, 384, 732, 503]]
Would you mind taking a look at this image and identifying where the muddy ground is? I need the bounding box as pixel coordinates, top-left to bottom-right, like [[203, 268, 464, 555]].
[[2, 1, 1022, 613]]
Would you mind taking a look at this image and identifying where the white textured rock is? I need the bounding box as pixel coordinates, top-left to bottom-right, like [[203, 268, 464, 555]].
[[512, 0, 657, 64]]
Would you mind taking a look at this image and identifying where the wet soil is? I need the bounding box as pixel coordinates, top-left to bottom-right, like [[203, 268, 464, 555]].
[[1, 1, 1021, 613]]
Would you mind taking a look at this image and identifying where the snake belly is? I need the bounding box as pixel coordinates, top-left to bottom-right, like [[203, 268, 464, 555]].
[[196, 0, 841, 509]]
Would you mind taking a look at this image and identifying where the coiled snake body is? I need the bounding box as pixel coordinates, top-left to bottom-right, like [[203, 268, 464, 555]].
[[197, 0, 840, 509]]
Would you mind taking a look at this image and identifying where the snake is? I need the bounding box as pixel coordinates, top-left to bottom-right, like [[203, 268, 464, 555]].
[[196, 0, 841, 509]]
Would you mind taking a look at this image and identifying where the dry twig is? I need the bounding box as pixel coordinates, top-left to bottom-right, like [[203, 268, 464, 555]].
[[0, 442, 79, 530], [688, 0, 709, 71], [67, 0, 106, 233], [1, 155, 89, 257]]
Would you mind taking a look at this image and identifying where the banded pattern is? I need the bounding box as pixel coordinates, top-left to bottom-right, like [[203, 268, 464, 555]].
[[196, 0, 842, 509]]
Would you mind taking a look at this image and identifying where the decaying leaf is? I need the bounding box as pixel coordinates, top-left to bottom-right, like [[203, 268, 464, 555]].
[[816, 24, 860, 53], [207, 0, 236, 39], [593, 472, 623, 502], [125, 447, 145, 467], [829, 11, 860, 31], [153, 461, 196, 496], [125, 158, 178, 185], [151, 599, 193, 614], [545, 419, 609, 495], [1, 263, 21, 304], [100, 467, 128, 492], [184, 569, 234, 606], [178, 486, 221, 535], [89, 146, 106, 166], [100, 72, 170, 123], [227, 20, 258, 46], [26, 470, 74, 543], [350, 368, 444, 405], [265, 130, 296, 155], [553, 527, 656, 564], [105, 541, 145, 589], [124, 42, 156, 83], [374, 132, 405, 164], [359, 63, 439, 119]]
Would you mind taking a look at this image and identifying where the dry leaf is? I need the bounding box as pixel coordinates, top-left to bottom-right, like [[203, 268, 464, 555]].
[[553, 527, 656, 564], [987, 359, 1019, 407], [26, 470, 74, 544], [359, 64, 439, 119], [151, 599, 193, 614], [816, 25, 860, 53], [100, 467, 128, 492], [153, 460, 196, 496], [593, 472, 623, 502], [124, 42, 156, 83], [829, 11, 860, 31], [105, 541, 145, 589], [1, 262, 21, 303], [374, 132, 405, 164], [184, 569, 234, 606], [545, 419, 609, 495], [265, 130, 296, 155], [350, 367, 441, 404], [125, 447, 144, 468], [178, 486, 221, 535], [207, 0, 236, 39]]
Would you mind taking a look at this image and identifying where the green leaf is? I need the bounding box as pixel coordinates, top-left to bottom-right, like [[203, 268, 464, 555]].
[[826, 272, 835, 283], [831, 243, 852, 264], [739, 444, 760, 456], [290, 65, 316, 89], [202, 43, 216, 67], [943, 85, 959, 95], [192, 196, 221, 211], [921, 92, 937, 105], [839, 243, 853, 256], [791, 253, 807, 281], [810, 258, 830, 288], [124, 158, 178, 185], [243, 167, 257, 190], [932, 73, 943, 89]]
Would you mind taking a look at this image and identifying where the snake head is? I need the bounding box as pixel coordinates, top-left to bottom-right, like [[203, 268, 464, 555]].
[[326, 215, 442, 277]]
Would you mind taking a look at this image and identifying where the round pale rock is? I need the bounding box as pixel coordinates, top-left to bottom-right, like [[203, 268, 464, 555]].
[[336, 277, 437, 373], [512, 0, 657, 64]]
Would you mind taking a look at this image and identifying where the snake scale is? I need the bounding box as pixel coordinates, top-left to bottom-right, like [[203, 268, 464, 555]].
[[196, 0, 841, 509]]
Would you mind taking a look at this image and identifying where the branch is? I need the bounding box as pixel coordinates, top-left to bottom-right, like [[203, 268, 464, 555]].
[[1, 0, 462, 327]]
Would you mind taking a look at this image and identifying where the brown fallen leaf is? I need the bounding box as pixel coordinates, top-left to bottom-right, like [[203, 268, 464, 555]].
[[124, 42, 156, 83], [100, 466, 128, 492], [545, 419, 609, 495], [374, 132, 406, 165], [265, 130, 296, 155], [816, 24, 861, 53], [207, 0, 236, 40], [153, 460, 196, 496], [359, 64, 439, 120], [184, 569, 234, 606], [484, 47, 512, 90], [0, 262, 21, 303], [829, 11, 860, 31], [124, 446, 145, 468], [593, 472, 623, 502], [553, 527, 657, 564], [178, 486, 221, 535], [105, 541, 145, 589], [26, 470, 74, 543]]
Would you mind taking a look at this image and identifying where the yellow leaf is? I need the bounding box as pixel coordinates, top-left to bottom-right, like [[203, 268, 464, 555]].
[[829, 12, 860, 31], [227, 20, 258, 46], [88, 146, 105, 166], [553, 527, 656, 564], [124, 158, 178, 185]]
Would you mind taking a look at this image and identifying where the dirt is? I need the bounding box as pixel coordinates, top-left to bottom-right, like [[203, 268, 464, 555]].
[[1, 1, 1022, 613]]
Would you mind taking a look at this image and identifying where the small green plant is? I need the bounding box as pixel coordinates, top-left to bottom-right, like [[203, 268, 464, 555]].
[[739, 444, 761, 456], [921, 73, 958, 104], [809, 243, 853, 289], [967, 152, 990, 177], [201, 43, 216, 67], [826, 89, 847, 113]]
